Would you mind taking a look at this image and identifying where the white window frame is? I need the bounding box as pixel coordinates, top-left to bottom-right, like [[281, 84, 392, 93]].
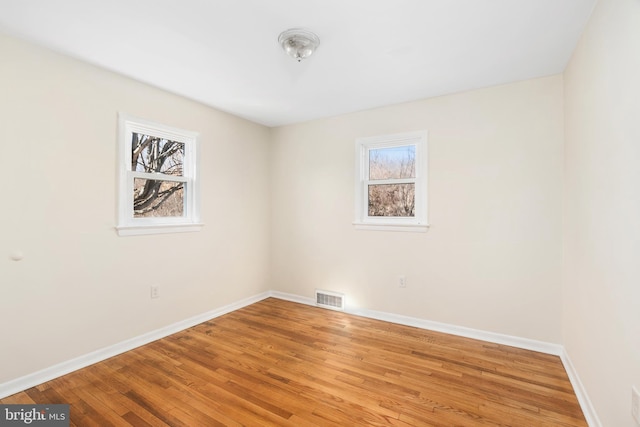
[[354, 130, 428, 232], [116, 113, 202, 236]]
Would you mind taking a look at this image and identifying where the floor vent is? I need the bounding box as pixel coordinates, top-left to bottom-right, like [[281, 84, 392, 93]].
[[315, 290, 345, 311]]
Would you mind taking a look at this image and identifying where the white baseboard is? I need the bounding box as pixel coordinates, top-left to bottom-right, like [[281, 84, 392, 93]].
[[353, 308, 563, 355], [0, 292, 271, 399], [1, 289, 598, 427], [269, 290, 315, 306], [269, 290, 563, 355], [272, 291, 605, 425], [561, 349, 602, 427]]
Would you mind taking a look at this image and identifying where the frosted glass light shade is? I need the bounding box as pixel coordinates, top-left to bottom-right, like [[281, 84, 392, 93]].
[[278, 28, 320, 62]]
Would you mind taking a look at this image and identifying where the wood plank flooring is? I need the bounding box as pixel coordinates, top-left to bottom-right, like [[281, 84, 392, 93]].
[[2, 298, 587, 426]]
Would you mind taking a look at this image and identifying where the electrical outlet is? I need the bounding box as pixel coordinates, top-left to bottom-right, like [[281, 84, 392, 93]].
[[399, 276, 406, 288], [150, 285, 160, 299], [633, 386, 640, 425]]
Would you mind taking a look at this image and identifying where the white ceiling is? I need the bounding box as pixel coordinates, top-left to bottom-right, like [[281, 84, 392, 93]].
[[0, 0, 596, 127]]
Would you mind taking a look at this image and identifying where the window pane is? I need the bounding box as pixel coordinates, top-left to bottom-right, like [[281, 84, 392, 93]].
[[131, 133, 184, 176], [134, 178, 184, 218], [369, 145, 415, 180], [368, 183, 415, 217]]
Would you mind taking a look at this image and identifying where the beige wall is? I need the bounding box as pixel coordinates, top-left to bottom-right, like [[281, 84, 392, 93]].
[[563, 0, 640, 425], [0, 34, 271, 383], [7, 4, 638, 422], [270, 75, 565, 343]]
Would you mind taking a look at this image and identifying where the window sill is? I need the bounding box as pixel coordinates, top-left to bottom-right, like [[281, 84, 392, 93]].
[[352, 222, 429, 233], [116, 223, 204, 236]]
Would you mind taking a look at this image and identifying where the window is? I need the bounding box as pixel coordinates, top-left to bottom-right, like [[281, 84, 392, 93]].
[[116, 113, 202, 236], [354, 131, 428, 232]]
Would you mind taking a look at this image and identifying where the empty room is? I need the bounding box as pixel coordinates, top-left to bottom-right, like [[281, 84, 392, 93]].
[[1, 0, 638, 426]]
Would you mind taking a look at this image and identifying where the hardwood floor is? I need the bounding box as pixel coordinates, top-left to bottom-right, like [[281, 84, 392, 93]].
[[2, 298, 587, 426]]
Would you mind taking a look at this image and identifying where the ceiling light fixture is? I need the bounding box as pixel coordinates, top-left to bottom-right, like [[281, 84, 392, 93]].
[[278, 28, 320, 62]]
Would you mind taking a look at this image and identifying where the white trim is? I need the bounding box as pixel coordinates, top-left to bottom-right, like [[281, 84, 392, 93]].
[[116, 223, 204, 236], [131, 171, 188, 183], [273, 291, 601, 423], [353, 222, 429, 232], [354, 130, 428, 231], [117, 113, 201, 235], [269, 290, 314, 306], [0, 292, 270, 399], [351, 307, 562, 355], [1, 289, 598, 427], [270, 291, 561, 355], [561, 349, 602, 427]]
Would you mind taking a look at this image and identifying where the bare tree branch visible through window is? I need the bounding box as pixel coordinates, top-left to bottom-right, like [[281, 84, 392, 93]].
[[131, 133, 185, 217], [368, 146, 416, 217]]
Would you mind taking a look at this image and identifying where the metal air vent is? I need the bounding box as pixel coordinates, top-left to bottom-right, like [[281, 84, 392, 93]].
[[315, 289, 345, 311]]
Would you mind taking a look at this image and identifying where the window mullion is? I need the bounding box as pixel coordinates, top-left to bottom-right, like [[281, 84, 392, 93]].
[[117, 113, 201, 236], [355, 130, 427, 231], [365, 178, 416, 186], [131, 171, 188, 183]]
